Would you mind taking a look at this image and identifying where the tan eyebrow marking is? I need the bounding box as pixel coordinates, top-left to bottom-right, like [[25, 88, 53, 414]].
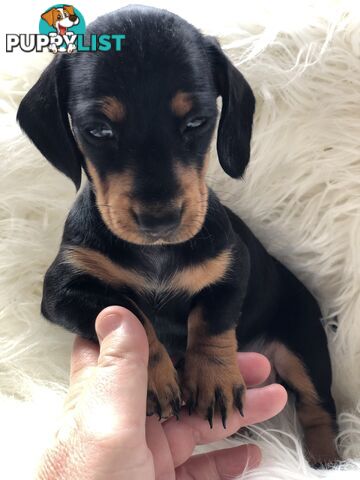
[[170, 91, 193, 117], [100, 96, 126, 122]]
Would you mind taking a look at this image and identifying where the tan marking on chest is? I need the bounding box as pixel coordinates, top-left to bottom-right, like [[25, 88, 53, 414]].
[[62, 245, 146, 290], [61, 245, 232, 295], [173, 249, 232, 294]]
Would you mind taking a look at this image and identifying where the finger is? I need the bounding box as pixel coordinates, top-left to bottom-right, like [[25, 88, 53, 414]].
[[146, 416, 175, 480], [236, 352, 271, 387], [77, 306, 149, 445], [69, 336, 99, 386], [163, 384, 287, 468], [176, 444, 261, 480], [64, 337, 100, 415]]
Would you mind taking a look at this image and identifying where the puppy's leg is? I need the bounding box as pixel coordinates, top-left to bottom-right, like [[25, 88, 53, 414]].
[[181, 305, 246, 428], [270, 340, 339, 467], [140, 312, 181, 419], [42, 251, 181, 419]]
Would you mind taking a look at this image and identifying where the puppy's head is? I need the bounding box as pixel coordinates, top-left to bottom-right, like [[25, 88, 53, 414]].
[[18, 6, 255, 245]]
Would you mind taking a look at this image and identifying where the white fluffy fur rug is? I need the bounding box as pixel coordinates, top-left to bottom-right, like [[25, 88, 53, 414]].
[[1, 1, 360, 478]]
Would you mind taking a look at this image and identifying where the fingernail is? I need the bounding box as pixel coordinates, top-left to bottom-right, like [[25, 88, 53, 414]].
[[98, 313, 123, 341]]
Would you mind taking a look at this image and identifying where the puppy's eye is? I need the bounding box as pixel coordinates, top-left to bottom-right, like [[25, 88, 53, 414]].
[[88, 125, 114, 139], [184, 118, 207, 132]]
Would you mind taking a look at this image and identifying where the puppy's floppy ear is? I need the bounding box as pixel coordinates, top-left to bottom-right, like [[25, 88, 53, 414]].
[[17, 56, 83, 191], [205, 36, 255, 178]]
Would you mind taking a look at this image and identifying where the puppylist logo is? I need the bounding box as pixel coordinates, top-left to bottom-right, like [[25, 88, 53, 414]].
[[39, 4, 85, 53], [6, 4, 125, 53]]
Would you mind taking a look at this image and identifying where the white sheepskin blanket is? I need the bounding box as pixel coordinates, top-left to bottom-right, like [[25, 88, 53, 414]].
[[1, 1, 360, 478]]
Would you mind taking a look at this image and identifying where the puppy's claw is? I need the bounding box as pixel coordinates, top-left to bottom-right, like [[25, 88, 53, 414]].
[[148, 391, 162, 420], [187, 391, 197, 416], [146, 391, 155, 416], [156, 404, 162, 420], [188, 398, 194, 416], [234, 385, 245, 417], [221, 409, 227, 429], [207, 404, 214, 429], [215, 387, 227, 429], [171, 397, 181, 419]]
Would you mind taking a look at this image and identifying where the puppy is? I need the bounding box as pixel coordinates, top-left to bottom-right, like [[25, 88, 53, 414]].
[[17, 5, 339, 466]]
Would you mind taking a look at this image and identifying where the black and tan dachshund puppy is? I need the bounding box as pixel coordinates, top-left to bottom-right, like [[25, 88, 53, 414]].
[[17, 5, 339, 466]]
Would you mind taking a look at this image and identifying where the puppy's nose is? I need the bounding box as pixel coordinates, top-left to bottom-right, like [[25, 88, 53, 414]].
[[69, 15, 77, 22], [135, 209, 182, 237]]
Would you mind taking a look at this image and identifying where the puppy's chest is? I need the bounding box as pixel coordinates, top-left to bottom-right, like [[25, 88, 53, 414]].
[[138, 249, 180, 298], [142, 248, 169, 278]]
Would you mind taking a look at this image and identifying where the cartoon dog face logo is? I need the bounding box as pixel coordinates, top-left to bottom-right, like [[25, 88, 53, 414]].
[[41, 5, 80, 53], [41, 5, 79, 35]]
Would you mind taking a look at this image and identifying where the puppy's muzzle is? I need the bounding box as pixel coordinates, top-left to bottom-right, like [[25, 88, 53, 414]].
[[134, 208, 182, 239]]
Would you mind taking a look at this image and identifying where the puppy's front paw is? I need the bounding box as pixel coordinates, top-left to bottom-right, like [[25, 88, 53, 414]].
[[181, 348, 246, 428], [147, 344, 181, 419]]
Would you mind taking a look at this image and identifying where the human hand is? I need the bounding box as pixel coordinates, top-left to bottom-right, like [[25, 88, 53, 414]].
[[37, 306, 287, 480]]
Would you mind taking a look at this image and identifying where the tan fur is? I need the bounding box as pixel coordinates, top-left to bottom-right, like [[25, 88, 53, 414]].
[[182, 306, 246, 416], [273, 343, 319, 403], [100, 96, 126, 122], [61, 244, 232, 296], [144, 315, 180, 417], [171, 91, 193, 116], [272, 342, 339, 464], [84, 159, 145, 244], [173, 157, 209, 242], [174, 249, 232, 293], [187, 306, 238, 352], [84, 148, 210, 245], [61, 245, 145, 290]]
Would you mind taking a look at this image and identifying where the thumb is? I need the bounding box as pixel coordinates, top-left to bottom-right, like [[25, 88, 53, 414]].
[[80, 306, 149, 445]]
